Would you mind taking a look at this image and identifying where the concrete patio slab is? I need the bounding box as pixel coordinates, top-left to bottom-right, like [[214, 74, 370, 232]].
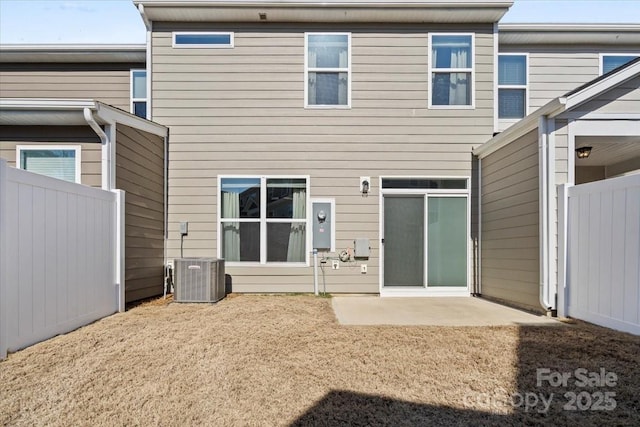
[[332, 295, 562, 326]]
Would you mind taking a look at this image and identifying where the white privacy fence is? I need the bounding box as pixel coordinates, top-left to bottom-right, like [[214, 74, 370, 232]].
[[0, 160, 124, 359], [558, 174, 640, 335]]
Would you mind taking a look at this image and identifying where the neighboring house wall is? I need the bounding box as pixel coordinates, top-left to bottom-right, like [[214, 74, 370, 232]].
[[0, 64, 140, 112], [152, 23, 495, 292], [497, 46, 640, 131], [481, 129, 540, 311], [115, 124, 165, 302], [0, 126, 102, 187]]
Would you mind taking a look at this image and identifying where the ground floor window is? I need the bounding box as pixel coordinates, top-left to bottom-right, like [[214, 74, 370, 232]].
[[16, 145, 81, 183], [219, 176, 309, 265]]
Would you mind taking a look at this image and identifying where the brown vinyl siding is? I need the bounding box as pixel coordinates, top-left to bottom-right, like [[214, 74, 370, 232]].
[[0, 64, 142, 112], [481, 129, 540, 311], [115, 124, 165, 302], [0, 126, 102, 187], [152, 23, 495, 293]]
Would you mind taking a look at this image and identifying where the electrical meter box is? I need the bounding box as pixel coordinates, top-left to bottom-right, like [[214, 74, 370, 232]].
[[354, 238, 370, 259], [312, 200, 333, 251]]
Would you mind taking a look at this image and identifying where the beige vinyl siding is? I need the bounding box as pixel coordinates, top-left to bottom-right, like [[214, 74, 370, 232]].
[[0, 65, 142, 112], [115, 124, 165, 303], [153, 23, 495, 293], [574, 75, 640, 114], [481, 129, 540, 311], [499, 47, 640, 114], [0, 125, 102, 187]]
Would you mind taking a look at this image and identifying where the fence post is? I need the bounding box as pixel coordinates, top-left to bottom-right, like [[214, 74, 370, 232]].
[[557, 183, 569, 318], [114, 190, 126, 312], [0, 160, 8, 359]]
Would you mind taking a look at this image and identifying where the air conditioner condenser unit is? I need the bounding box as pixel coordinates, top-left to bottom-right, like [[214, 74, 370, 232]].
[[174, 258, 225, 303]]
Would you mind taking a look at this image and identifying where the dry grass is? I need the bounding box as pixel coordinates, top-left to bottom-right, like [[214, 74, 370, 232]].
[[1, 295, 638, 426]]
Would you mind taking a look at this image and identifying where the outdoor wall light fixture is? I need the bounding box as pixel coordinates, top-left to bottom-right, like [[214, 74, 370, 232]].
[[360, 177, 370, 196], [576, 146, 592, 159]]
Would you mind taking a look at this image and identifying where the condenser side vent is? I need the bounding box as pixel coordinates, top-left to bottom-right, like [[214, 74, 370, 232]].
[[174, 258, 225, 303]]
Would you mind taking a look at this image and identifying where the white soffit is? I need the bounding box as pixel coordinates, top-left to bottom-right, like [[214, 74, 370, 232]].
[[499, 24, 640, 46], [135, 0, 513, 23]]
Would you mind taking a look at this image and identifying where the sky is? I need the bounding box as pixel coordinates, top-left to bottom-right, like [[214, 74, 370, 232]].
[[0, 0, 639, 44]]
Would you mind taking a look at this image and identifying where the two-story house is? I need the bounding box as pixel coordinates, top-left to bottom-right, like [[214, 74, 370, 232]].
[[1, 1, 638, 317]]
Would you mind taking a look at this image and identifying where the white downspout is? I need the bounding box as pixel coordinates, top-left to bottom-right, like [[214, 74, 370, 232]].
[[477, 158, 482, 295], [538, 117, 551, 312], [84, 107, 112, 190]]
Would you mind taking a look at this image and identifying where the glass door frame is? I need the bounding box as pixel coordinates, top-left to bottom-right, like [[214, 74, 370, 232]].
[[379, 176, 471, 297]]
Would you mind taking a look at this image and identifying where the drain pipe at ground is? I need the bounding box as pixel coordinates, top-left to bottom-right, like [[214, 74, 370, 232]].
[[313, 249, 319, 296]]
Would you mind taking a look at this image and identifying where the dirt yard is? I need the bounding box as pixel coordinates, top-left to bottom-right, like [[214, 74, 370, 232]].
[[1, 295, 638, 426]]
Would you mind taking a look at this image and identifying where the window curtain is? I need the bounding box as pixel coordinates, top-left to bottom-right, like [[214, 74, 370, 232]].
[[448, 49, 469, 105], [286, 188, 306, 262], [308, 43, 348, 105], [222, 192, 240, 261]]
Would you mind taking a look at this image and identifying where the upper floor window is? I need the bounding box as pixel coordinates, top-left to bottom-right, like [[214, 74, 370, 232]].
[[600, 54, 639, 75], [173, 32, 234, 48], [17, 146, 81, 183], [219, 176, 309, 265], [429, 34, 474, 108], [131, 69, 147, 119], [305, 33, 351, 108], [498, 54, 528, 119]]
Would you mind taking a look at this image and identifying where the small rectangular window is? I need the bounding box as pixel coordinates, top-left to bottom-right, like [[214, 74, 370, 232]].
[[429, 34, 474, 108], [17, 146, 81, 183], [173, 32, 234, 48], [601, 54, 638, 75], [131, 69, 147, 119], [305, 33, 351, 108], [382, 178, 467, 190], [498, 54, 528, 119], [219, 176, 308, 264]]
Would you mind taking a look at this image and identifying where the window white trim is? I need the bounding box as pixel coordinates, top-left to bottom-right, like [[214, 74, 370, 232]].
[[217, 175, 311, 267], [130, 69, 147, 119], [428, 33, 475, 109], [598, 53, 639, 75], [497, 53, 529, 120], [16, 145, 82, 184], [304, 32, 352, 109], [172, 32, 234, 48]]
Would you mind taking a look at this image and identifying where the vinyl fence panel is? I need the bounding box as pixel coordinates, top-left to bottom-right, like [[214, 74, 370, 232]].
[[1, 160, 122, 358], [559, 175, 640, 335]]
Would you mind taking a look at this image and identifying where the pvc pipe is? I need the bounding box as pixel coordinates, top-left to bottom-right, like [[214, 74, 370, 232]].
[[313, 249, 319, 296]]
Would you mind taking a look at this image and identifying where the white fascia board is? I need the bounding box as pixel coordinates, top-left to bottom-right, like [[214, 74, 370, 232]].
[[473, 98, 566, 159], [135, 0, 512, 7], [0, 98, 97, 110]]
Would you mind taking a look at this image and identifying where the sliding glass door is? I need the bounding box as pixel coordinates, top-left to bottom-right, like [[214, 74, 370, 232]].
[[381, 178, 469, 294]]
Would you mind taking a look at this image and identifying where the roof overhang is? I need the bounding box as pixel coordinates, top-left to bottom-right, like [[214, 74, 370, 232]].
[[499, 24, 640, 46], [0, 45, 146, 63], [0, 99, 167, 138], [474, 60, 640, 159], [134, 0, 513, 24]]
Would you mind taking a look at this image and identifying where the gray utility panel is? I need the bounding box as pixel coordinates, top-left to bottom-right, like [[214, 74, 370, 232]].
[[312, 201, 332, 250]]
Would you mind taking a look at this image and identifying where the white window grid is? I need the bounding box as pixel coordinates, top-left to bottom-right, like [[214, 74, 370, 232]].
[[497, 53, 529, 119], [304, 32, 352, 109], [428, 33, 475, 109], [217, 175, 311, 266]]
